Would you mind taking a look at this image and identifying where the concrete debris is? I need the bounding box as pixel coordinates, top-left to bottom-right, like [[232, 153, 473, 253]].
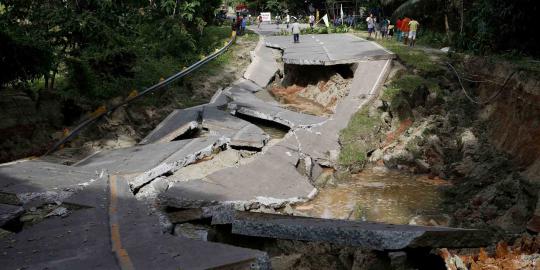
[[45, 207, 69, 218]]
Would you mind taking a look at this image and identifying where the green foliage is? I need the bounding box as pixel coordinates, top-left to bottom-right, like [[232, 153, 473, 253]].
[[383, 74, 440, 102], [385, 0, 539, 57], [339, 108, 378, 169], [416, 30, 449, 48], [0, 0, 227, 103]]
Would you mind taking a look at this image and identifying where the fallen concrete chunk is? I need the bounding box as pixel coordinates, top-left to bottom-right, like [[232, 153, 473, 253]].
[[76, 137, 228, 191], [139, 107, 202, 145], [0, 203, 24, 226], [0, 160, 102, 207], [159, 145, 316, 210], [226, 211, 492, 250], [203, 107, 269, 149], [265, 34, 395, 65]]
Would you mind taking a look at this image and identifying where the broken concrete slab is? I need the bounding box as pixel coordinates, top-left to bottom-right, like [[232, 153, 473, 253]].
[[225, 87, 326, 129], [111, 175, 271, 270], [139, 107, 201, 145], [0, 203, 24, 226], [203, 106, 269, 149], [244, 37, 280, 88], [0, 173, 118, 269], [226, 211, 492, 250], [265, 34, 395, 65], [159, 144, 316, 211], [0, 160, 103, 207], [76, 137, 228, 191]]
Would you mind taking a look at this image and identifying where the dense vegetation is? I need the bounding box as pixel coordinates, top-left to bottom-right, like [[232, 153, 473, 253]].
[[0, 0, 226, 103]]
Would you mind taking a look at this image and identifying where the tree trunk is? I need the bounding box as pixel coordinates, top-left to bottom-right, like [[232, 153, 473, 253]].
[[445, 14, 451, 43], [460, 0, 464, 34]]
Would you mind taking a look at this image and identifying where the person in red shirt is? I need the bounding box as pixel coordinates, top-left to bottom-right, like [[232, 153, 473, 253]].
[[401, 17, 411, 45], [395, 17, 403, 42]]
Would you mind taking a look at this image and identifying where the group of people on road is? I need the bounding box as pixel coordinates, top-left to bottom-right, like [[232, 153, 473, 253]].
[[395, 16, 419, 47], [232, 14, 247, 35], [366, 14, 419, 47]]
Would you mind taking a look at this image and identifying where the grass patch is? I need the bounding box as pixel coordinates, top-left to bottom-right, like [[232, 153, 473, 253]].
[[339, 108, 379, 169], [382, 74, 440, 103], [352, 30, 446, 76]]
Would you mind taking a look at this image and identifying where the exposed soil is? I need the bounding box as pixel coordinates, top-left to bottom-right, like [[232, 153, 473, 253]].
[[266, 64, 354, 116]]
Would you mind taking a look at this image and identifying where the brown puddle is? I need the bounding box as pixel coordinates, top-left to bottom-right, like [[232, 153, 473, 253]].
[[294, 168, 452, 225]]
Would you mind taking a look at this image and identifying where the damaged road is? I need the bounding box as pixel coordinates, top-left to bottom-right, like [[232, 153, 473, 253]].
[[0, 27, 494, 269]]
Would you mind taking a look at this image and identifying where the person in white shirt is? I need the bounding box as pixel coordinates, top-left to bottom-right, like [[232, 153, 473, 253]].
[[291, 19, 301, 43], [309, 14, 315, 29], [286, 14, 290, 28]]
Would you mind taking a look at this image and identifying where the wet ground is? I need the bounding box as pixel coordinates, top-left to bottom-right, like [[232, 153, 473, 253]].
[[294, 168, 452, 225]]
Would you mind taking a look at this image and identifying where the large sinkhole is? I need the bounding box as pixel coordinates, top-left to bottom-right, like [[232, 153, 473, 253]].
[[266, 64, 356, 116]]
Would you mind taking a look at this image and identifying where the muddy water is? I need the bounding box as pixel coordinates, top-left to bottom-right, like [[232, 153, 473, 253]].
[[295, 168, 451, 225]]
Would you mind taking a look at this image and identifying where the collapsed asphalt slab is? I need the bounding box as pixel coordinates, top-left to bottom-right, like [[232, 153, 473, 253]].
[[0, 173, 270, 269], [265, 34, 395, 65], [243, 36, 280, 88], [159, 142, 317, 210], [224, 211, 493, 251], [225, 87, 326, 128], [139, 107, 201, 145], [202, 106, 269, 149], [0, 160, 103, 207], [75, 137, 227, 191]]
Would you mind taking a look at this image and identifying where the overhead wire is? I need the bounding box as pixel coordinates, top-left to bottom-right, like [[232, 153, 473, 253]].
[[446, 62, 516, 105]]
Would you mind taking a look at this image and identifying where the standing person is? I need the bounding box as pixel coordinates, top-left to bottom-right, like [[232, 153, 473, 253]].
[[286, 14, 290, 29], [401, 16, 411, 45], [396, 17, 403, 42], [241, 15, 247, 35], [275, 14, 281, 29], [388, 23, 394, 39], [380, 17, 388, 39], [366, 13, 375, 39], [291, 19, 301, 43], [257, 14, 262, 29], [408, 18, 420, 47], [309, 14, 315, 29]]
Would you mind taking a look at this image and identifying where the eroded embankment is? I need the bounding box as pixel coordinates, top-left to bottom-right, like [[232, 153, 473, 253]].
[[333, 51, 540, 268]]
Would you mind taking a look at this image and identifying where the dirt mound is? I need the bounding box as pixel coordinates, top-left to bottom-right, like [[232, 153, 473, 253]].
[[270, 72, 352, 116]]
